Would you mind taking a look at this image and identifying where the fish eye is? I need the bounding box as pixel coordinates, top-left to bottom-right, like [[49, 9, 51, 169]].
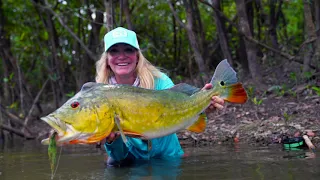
[[71, 102, 80, 108], [220, 81, 225, 86]]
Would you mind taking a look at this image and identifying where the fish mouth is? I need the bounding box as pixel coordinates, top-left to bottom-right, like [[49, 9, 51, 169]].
[[40, 115, 81, 145]]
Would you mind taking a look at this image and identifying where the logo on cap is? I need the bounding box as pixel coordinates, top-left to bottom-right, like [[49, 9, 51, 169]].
[[112, 30, 128, 38]]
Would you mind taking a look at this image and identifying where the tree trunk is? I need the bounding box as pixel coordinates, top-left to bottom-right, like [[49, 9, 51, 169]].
[[171, 1, 178, 66], [123, 0, 133, 30], [78, 0, 104, 89], [269, 0, 279, 50], [211, 0, 233, 65], [190, 0, 206, 59], [0, 0, 12, 103], [0, 0, 10, 103], [105, 0, 114, 31], [255, 0, 265, 41], [316, 0, 320, 35], [32, 0, 66, 107], [303, 0, 317, 72], [237, 37, 250, 74], [246, 0, 254, 35], [168, 0, 208, 82], [312, 0, 320, 68], [235, 0, 262, 84], [183, 0, 208, 81], [0, 0, 34, 108]]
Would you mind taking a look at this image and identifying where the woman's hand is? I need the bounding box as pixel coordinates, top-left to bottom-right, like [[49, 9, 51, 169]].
[[105, 132, 120, 144], [202, 83, 225, 112], [96, 132, 120, 149]]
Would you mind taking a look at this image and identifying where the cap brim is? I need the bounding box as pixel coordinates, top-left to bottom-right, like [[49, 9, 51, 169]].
[[105, 39, 139, 52]]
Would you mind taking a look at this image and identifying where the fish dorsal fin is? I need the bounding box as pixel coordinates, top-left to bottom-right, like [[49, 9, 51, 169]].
[[168, 83, 200, 96], [187, 113, 207, 133], [80, 82, 97, 91]]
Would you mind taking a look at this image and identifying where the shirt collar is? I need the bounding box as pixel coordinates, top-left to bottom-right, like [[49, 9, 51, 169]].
[[109, 76, 140, 87]]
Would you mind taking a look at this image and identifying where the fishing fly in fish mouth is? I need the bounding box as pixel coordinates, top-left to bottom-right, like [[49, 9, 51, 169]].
[[41, 27, 247, 166]]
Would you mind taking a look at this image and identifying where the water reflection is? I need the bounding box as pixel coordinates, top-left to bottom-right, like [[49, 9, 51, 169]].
[[104, 158, 182, 180], [1, 142, 320, 180], [283, 149, 316, 159]]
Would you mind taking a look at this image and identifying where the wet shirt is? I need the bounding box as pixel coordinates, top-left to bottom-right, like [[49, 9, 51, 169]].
[[104, 73, 184, 161]]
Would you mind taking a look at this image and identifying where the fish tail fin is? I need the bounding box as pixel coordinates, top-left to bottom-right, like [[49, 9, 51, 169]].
[[210, 59, 247, 104]]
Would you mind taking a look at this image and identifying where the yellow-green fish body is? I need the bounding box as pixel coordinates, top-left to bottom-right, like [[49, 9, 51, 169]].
[[41, 59, 247, 145]]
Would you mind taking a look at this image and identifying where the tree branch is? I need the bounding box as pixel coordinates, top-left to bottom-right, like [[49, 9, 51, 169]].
[[245, 36, 294, 59], [167, 0, 187, 29], [24, 78, 49, 126], [198, 0, 300, 61], [0, 104, 34, 135], [0, 124, 35, 139], [32, 1, 97, 60], [0, 104, 25, 127]]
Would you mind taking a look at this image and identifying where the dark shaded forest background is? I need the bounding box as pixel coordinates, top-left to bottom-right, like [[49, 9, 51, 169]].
[[0, 0, 319, 142]]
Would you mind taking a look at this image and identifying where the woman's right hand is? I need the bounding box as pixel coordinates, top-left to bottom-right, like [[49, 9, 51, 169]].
[[105, 132, 120, 144]]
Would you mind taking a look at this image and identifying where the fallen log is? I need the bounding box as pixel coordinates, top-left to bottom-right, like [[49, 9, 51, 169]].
[[0, 103, 34, 134], [0, 124, 35, 139]]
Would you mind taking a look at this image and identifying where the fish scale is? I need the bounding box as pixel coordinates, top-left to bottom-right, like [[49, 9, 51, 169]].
[[105, 86, 214, 138]]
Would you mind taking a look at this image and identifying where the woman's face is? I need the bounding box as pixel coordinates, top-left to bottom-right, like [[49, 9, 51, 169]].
[[107, 43, 138, 77]]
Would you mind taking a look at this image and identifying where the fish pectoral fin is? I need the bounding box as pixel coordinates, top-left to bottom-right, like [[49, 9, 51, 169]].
[[186, 113, 207, 133], [114, 115, 128, 144], [123, 131, 145, 138]]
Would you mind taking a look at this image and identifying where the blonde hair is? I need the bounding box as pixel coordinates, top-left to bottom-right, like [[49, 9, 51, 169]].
[[95, 51, 161, 89]]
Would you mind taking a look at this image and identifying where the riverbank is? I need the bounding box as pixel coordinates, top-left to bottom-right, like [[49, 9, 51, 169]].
[[179, 93, 320, 147], [178, 64, 320, 149]]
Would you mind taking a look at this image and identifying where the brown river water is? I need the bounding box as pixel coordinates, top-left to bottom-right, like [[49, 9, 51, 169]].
[[0, 140, 319, 180]]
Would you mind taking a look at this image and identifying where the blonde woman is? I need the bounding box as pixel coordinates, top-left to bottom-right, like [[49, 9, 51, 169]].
[[96, 27, 224, 166]]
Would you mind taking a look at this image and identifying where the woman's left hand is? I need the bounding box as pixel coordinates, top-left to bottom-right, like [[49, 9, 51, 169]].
[[202, 83, 224, 112]]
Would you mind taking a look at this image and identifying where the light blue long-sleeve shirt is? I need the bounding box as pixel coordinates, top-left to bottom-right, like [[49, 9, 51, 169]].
[[105, 73, 184, 161]]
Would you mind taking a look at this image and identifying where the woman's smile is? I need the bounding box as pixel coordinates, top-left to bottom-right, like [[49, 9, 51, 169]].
[[116, 62, 130, 66]]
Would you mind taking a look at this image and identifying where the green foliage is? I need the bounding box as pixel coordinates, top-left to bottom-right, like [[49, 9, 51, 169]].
[[275, 85, 286, 97], [252, 97, 263, 106], [8, 102, 19, 110], [283, 112, 292, 124], [247, 86, 255, 99], [173, 75, 184, 83], [311, 86, 320, 96], [3, 73, 14, 84], [281, 0, 304, 48], [289, 72, 297, 84], [66, 91, 75, 98], [303, 71, 313, 80], [247, 85, 263, 105], [287, 89, 297, 98]]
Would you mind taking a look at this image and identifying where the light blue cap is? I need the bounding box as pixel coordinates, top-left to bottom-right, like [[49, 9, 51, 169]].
[[104, 27, 140, 52]]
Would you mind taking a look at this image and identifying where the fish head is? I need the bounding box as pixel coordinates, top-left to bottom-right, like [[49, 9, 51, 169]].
[[41, 82, 115, 145]]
